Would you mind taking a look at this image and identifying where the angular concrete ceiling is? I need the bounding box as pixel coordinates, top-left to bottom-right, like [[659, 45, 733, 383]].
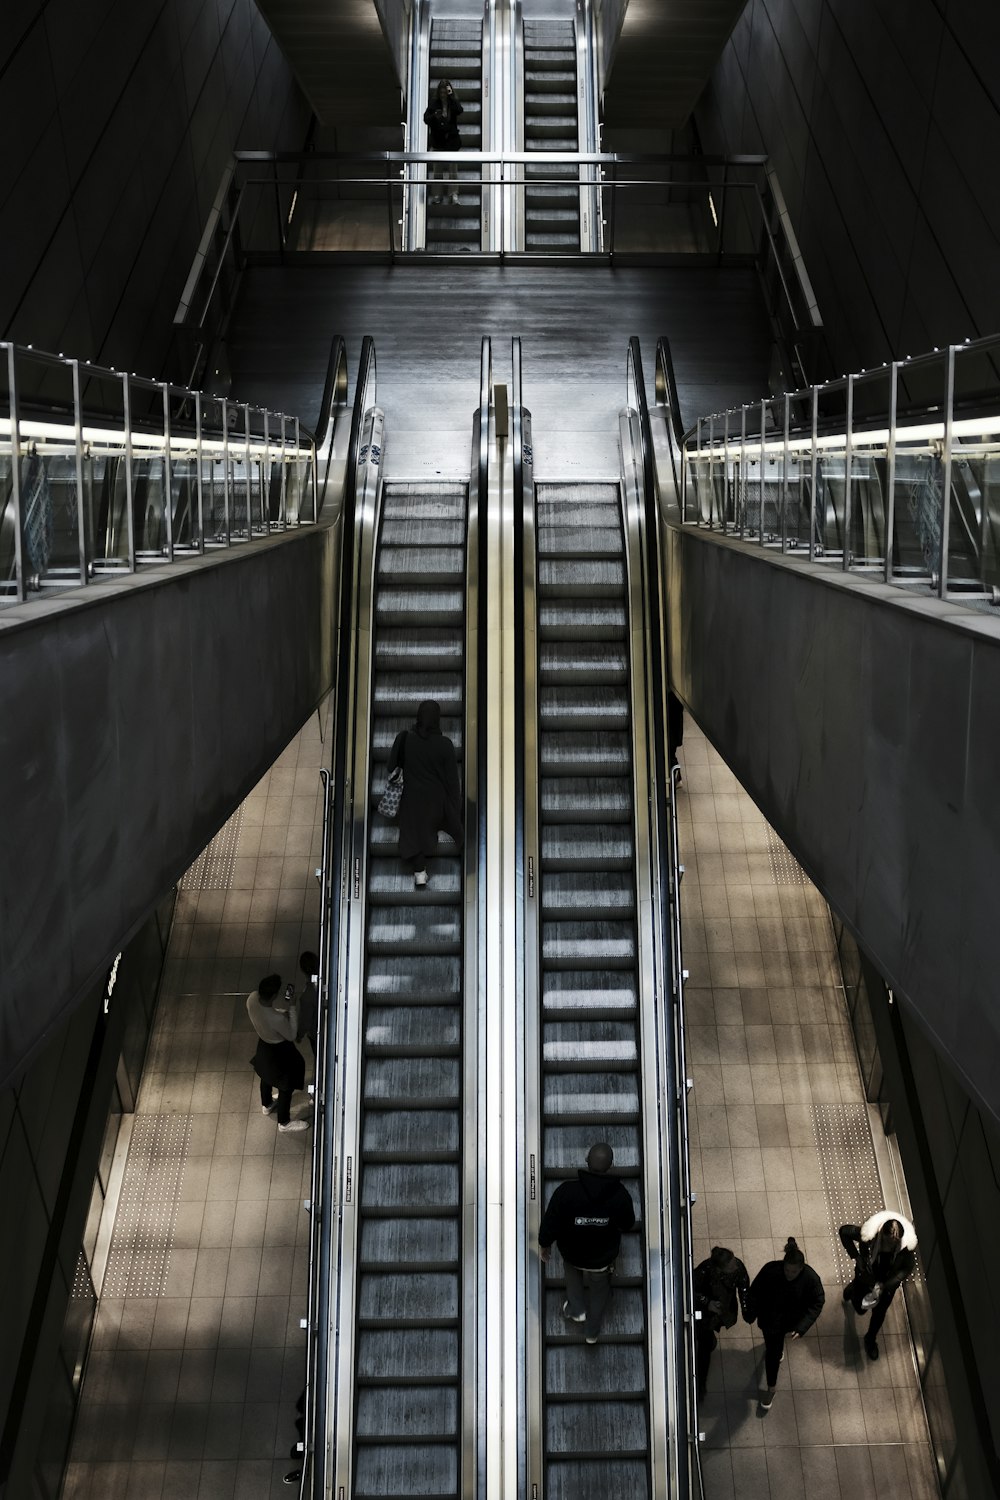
[[254, 0, 404, 126], [602, 0, 747, 128]]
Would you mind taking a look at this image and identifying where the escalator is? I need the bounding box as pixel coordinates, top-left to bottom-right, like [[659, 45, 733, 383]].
[[530, 481, 651, 1497], [523, 18, 580, 251], [352, 478, 470, 1497], [425, 17, 483, 254]]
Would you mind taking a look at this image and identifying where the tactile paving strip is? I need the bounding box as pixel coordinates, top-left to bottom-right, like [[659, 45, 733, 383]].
[[765, 822, 808, 885], [181, 807, 244, 890], [812, 1102, 921, 1285], [102, 1115, 192, 1298]]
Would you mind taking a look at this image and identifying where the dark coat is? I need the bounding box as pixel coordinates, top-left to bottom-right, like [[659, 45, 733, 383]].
[[388, 728, 462, 861], [423, 93, 463, 150], [693, 1254, 750, 1331], [538, 1169, 636, 1269], [747, 1260, 825, 1336], [251, 1037, 305, 1093], [839, 1211, 917, 1294]]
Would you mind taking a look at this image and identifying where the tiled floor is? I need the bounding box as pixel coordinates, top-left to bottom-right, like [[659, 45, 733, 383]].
[[677, 723, 939, 1499], [63, 707, 329, 1500]]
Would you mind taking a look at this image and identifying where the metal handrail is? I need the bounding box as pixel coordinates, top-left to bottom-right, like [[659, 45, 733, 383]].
[[626, 335, 702, 1494], [304, 336, 377, 1498], [681, 332, 1000, 605], [0, 340, 322, 609]]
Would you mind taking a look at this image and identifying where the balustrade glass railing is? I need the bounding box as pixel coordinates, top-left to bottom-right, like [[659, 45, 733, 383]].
[[681, 334, 1000, 610], [1, 341, 321, 609]]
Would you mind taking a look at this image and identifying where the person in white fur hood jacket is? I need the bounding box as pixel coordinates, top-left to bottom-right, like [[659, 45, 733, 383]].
[[839, 1209, 918, 1361]]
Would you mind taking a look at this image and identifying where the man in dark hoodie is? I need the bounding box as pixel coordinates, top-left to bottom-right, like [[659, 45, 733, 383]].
[[537, 1141, 636, 1343]]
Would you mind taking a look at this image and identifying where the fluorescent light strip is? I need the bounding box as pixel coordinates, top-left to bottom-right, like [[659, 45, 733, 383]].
[[0, 416, 309, 458], [692, 413, 1000, 459]]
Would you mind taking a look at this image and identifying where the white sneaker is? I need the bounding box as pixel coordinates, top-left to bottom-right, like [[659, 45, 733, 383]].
[[278, 1119, 309, 1133], [414, 870, 429, 887], [262, 1104, 277, 1116], [759, 1388, 775, 1410], [561, 1300, 585, 1323]]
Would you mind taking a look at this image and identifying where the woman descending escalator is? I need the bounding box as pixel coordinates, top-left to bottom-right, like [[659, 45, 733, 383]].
[[386, 698, 463, 887], [424, 78, 463, 203]]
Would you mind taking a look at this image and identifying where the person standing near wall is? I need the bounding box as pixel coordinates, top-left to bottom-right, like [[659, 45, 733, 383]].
[[246, 974, 308, 1133], [839, 1210, 917, 1360]]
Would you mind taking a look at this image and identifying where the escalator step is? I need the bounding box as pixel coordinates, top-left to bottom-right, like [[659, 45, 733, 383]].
[[373, 673, 463, 711], [541, 921, 636, 968], [544, 1286, 645, 1338], [380, 519, 465, 548], [372, 720, 463, 757], [540, 871, 635, 919], [538, 689, 628, 732], [368, 859, 462, 901], [540, 777, 632, 821], [365, 1057, 460, 1108], [379, 546, 465, 581], [545, 1344, 647, 1395], [360, 1163, 460, 1214], [541, 826, 634, 870], [545, 1459, 649, 1499], [539, 643, 627, 683], [366, 955, 461, 1002], [359, 1271, 459, 1324], [376, 587, 464, 624], [354, 1444, 458, 1498], [539, 604, 627, 638], [366, 907, 461, 953], [381, 489, 466, 520], [375, 629, 465, 668], [541, 1125, 640, 1174], [538, 558, 624, 595], [542, 971, 638, 1018], [542, 1233, 645, 1285], [355, 1386, 458, 1438], [365, 1004, 461, 1054], [546, 1401, 648, 1456], [363, 1109, 460, 1160], [542, 1020, 638, 1070], [357, 1329, 459, 1381], [360, 1218, 459, 1269], [543, 1072, 640, 1122]]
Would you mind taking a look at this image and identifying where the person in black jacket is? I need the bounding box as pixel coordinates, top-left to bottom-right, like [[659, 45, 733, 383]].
[[747, 1236, 824, 1410], [538, 1141, 636, 1343], [693, 1245, 750, 1400], [423, 78, 463, 203], [387, 699, 463, 888], [839, 1210, 917, 1361]]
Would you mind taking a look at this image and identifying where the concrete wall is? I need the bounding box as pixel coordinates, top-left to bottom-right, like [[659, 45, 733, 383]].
[[666, 522, 1000, 1128], [0, 0, 311, 379], [0, 525, 337, 1089], [694, 0, 1000, 378]]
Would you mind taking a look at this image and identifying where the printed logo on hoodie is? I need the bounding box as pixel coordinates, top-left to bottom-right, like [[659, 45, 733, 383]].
[[574, 1215, 611, 1227]]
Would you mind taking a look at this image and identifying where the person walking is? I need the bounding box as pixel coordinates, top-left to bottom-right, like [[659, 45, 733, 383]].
[[839, 1210, 917, 1360], [387, 698, 463, 888], [423, 78, 463, 203], [693, 1245, 750, 1401], [296, 950, 319, 1055], [746, 1236, 825, 1410], [537, 1141, 636, 1344], [246, 974, 308, 1133]]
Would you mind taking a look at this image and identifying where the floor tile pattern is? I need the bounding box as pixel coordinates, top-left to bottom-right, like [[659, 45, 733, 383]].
[[64, 708, 328, 1500], [677, 724, 940, 1500], [104, 1116, 194, 1298]]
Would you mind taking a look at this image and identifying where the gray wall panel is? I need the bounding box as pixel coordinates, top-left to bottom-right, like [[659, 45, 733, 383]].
[[668, 524, 1000, 1126], [0, 0, 311, 378], [696, 0, 1000, 375], [0, 525, 337, 1088]]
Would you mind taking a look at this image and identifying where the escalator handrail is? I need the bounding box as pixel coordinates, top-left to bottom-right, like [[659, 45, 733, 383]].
[[314, 335, 349, 511], [626, 335, 703, 1494], [306, 335, 377, 1499], [655, 336, 686, 499]]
